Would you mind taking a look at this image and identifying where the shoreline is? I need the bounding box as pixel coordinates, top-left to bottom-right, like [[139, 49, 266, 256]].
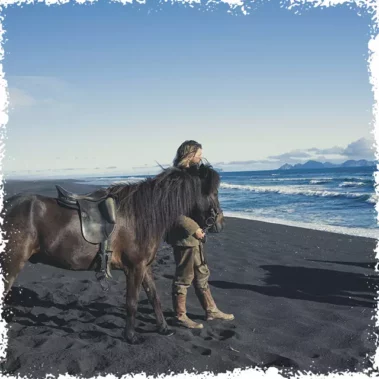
[[224, 212, 378, 240], [2, 178, 377, 241]]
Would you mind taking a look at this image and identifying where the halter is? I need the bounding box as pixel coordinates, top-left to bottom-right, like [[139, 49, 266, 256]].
[[203, 207, 219, 232], [201, 198, 220, 244]]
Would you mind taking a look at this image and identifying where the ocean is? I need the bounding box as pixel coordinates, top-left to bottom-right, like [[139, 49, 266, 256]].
[[78, 166, 378, 239]]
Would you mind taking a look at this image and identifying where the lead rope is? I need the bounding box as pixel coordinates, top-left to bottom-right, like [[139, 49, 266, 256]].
[[199, 242, 207, 266], [95, 240, 112, 292]]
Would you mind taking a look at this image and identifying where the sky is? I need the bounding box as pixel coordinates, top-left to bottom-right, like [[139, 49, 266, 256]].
[[1, 0, 376, 177]]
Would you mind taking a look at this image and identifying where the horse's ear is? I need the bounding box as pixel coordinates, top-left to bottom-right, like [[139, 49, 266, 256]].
[[187, 165, 201, 177], [198, 164, 208, 179], [200, 163, 217, 180], [204, 165, 220, 195]]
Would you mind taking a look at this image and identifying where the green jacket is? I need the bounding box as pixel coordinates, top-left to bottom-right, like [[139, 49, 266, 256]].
[[166, 215, 201, 247]]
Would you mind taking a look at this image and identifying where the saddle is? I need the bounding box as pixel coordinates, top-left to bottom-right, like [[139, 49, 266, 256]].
[[56, 185, 117, 283]]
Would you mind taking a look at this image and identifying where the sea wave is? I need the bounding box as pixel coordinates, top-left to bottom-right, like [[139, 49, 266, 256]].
[[250, 177, 334, 182], [248, 176, 373, 184], [220, 182, 376, 203], [76, 177, 147, 186], [309, 180, 332, 184], [339, 181, 367, 188]]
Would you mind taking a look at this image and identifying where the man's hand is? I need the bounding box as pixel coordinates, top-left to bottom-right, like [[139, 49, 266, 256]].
[[194, 228, 205, 240]]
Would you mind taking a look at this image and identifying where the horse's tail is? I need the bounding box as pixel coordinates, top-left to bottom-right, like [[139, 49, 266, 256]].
[[1, 194, 40, 297], [2, 194, 33, 217]]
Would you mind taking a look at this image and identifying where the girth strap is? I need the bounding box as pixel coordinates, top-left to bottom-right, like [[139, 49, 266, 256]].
[[95, 239, 113, 291], [55, 186, 116, 290]]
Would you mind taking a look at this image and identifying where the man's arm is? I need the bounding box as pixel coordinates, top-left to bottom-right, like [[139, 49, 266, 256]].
[[176, 215, 201, 237]]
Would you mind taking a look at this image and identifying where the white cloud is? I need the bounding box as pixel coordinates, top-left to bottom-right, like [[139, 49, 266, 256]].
[[213, 137, 375, 171], [8, 87, 37, 108], [307, 146, 345, 155], [268, 150, 312, 160], [7, 76, 76, 108], [342, 138, 375, 160]]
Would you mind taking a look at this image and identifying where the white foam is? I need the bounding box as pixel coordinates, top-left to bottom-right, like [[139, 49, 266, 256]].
[[220, 182, 376, 203], [339, 181, 367, 188], [76, 177, 146, 186], [250, 177, 334, 182], [224, 211, 379, 239], [309, 179, 332, 184]]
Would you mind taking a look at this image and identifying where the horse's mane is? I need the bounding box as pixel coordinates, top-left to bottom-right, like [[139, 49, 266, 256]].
[[107, 165, 219, 250]]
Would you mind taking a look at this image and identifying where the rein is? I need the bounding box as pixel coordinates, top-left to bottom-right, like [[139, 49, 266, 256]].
[[201, 197, 220, 243]]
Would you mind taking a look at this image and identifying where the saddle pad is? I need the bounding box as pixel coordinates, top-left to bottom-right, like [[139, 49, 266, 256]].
[[78, 197, 117, 244]]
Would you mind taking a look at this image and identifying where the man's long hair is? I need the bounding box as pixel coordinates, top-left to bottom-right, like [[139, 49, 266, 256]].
[[173, 140, 202, 168]]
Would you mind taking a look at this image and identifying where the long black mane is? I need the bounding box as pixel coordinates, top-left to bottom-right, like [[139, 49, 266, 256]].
[[108, 165, 220, 251]]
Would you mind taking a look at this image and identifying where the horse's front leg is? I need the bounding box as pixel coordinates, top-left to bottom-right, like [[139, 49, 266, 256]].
[[123, 263, 146, 344], [142, 266, 175, 336]]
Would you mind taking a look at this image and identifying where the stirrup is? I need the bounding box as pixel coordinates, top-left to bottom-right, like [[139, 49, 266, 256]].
[[95, 272, 110, 292]]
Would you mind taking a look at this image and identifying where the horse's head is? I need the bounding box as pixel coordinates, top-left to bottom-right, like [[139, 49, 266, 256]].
[[201, 188, 224, 234], [188, 163, 225, 233]]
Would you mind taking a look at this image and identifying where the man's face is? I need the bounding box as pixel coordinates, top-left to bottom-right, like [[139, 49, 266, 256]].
[[192, 148, 203, 164]]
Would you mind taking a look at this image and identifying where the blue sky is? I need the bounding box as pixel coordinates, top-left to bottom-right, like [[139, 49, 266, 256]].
[[2, 0, 375, 177]]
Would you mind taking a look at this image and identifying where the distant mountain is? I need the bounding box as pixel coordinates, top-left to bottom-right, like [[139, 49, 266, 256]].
[[279, 164, 293, 170], [278, 159, 376, 170], [341, 159, 375, 168]]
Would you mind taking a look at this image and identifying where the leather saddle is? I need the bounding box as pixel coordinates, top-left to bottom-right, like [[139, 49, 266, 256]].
[[56, 185, 117, 283]]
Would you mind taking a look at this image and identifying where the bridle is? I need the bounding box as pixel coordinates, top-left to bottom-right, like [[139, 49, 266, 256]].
[[201, 197, 221, 242], [203, 207, 219, 233]]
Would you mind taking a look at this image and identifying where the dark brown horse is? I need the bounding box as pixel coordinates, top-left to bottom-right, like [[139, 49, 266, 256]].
[[1, 164, 224, 344]]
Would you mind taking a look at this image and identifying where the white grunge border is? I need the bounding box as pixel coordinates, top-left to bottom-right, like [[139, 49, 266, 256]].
[[0, 0, 378, 378]]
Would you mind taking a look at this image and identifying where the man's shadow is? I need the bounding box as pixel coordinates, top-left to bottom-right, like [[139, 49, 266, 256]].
[[165, 263, 377, 308]]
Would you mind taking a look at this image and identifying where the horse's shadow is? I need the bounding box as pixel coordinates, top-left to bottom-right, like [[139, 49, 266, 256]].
[[2, 287, 196, 337]]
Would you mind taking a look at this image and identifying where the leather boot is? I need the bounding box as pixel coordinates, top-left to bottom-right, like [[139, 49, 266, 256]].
[[172, 293, 203, 329], [196, 288, 235, 321]]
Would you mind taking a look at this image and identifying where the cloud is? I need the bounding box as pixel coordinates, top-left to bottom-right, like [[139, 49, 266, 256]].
[[212, 137, 375, 171], [215, 159, 278, 166], [7, 76, 76, 111], [268, 150, 312, 161], [8, 87, 37, 108], [342, 138, 375, 160], [307, 146, 345, 155]]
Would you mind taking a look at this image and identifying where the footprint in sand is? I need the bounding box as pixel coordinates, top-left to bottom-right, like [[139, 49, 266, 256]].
[[157, 255, 171, 265], [219, 329, 236, 341], [260, 353, 299, 369], [203, 328, 236, 342], [192, 344, 212, 356]]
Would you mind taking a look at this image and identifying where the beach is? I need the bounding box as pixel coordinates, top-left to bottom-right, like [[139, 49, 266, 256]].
[[0, 179, 377, 377]]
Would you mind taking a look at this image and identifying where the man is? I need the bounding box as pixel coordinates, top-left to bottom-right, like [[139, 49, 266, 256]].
[[167, 140, 234, 329]]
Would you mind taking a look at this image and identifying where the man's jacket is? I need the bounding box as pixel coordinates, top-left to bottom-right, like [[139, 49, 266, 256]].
[[166, 215, 201, 247]]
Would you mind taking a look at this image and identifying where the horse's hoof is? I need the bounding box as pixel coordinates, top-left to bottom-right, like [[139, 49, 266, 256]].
[[124, 331, 145, 345], [158, 327, 175, 337]]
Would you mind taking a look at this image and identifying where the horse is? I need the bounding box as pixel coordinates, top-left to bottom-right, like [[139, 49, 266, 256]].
[[0, 164, 224, 344]]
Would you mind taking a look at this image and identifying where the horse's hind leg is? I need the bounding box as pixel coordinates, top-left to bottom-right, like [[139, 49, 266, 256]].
[[142, 266, 175, 336], [123, 263, 146, 344], [1, 233, 37, 299]]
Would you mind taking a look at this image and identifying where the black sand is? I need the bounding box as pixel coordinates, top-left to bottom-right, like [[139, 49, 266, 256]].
[[0, 179, 377, 377]]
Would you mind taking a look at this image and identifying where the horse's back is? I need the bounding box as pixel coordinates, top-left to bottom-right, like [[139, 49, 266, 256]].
[[4, 194, 50, 222], [3, 193, 79, 239], [3, 193, 98, 270]]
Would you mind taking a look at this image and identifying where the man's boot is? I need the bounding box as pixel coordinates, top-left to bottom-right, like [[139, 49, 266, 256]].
[[172, 293, 204, 329], [196, 288, 235, 321]]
